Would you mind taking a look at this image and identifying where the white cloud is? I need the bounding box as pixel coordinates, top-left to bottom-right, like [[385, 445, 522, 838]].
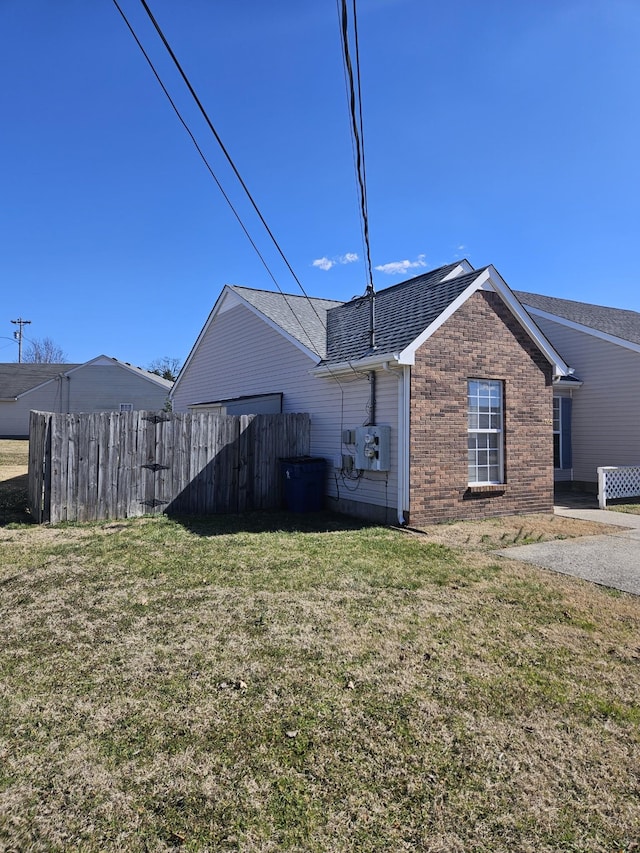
[[374, 254, 427, 276], [312, 252, 358, 271], [312, 257, 335, 271]]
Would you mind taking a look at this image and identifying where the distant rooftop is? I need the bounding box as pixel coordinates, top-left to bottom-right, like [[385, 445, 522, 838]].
[[515, 291, 640, 347], [0, 363, 80, 398]]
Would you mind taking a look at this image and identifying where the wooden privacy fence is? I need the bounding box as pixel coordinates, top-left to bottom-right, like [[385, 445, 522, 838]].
[[28, 410, 311, 523]]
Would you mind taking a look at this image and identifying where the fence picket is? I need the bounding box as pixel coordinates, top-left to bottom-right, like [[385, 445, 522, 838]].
[[28, 411, 311, 523]]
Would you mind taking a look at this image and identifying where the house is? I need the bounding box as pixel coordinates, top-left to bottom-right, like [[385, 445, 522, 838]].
[[514, 290, 640, 492], [171, 261, 572, 525], [0, 356, 173, 438]]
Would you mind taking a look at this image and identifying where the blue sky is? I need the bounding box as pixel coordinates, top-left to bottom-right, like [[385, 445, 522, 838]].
[[1, 0, 639, 367]]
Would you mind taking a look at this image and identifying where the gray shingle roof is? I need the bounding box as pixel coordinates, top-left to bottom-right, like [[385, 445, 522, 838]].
[[324, 264, 484, 363], [0, 363, 80, 399], [230, 286, 341, 358], [228, 263, 495, 365], [515, 291, 640, 347]]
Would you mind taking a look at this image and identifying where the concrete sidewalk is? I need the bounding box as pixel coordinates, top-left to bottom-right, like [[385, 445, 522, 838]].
[[494, 504, 640, 596]]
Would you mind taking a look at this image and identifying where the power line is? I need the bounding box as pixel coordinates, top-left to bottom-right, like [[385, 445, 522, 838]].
[[135, 0, 329, 329], [110, 0, 325, 359], [113, 1, 363, 381], [337, 0, 374, 293]]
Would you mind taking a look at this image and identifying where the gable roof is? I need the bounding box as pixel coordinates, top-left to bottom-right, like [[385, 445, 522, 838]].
[[317, 263, 571, 377], [324, 263, 476, 363], [0, 363, 80, 399], [173, 263, 572, 396], [229, 286, 341, 359], [0, 357, 172, 401], [514, 291, 640, 347]]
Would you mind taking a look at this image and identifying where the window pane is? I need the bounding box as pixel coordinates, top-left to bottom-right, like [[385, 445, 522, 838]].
[[468, 379, 503, 483]]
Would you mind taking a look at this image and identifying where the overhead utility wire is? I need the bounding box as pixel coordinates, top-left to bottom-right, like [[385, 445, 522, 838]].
[[115, 1, 362, 384], [135, 0, 330, 334], [338, 0, 374, 292], [110, 0, 323, 358]]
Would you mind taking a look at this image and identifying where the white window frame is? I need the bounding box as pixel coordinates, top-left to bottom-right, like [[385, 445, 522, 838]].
[[119, 403, 134, 413], [467, 379, 504, 485], [552, 396, 561, 469]]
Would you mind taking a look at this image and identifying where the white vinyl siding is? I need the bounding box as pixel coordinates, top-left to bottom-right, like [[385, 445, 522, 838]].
[[0, 363, 170, 437], [534, 315, 640, 485], [172, 304, 399, 512]]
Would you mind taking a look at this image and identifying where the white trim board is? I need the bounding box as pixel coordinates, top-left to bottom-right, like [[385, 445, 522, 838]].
[[522, 305, 640, 356]]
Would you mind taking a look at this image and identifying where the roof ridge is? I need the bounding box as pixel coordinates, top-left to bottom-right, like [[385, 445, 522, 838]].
[[516, 290, 640, 316], [230, 285, 342, 304], [369, 262, 461, 297]]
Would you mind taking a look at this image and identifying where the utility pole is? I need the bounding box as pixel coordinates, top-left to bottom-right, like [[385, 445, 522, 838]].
[[11, 317, 31, 363]]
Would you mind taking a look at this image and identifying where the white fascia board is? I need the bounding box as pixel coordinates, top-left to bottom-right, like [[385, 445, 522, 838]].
[[170, 287, 321, 400], [440, 259, 474, 280], [396, 266, 573, 376], [311, 352, 400, 377], [236, 299, 322, 364], [170, 288, 236, 397], [554, 377, 583, 387], [398, 270, 493, 364], [15, 371, 70, 399], [486, 267, 572, 376], [57, 356, 172, 390], [522, 305, 640, 356], [87, 356, 173, 389]]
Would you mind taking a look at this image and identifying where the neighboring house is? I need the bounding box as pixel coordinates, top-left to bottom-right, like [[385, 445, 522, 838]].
[[0, 356, 173, 438], [515, 290, 640, 492], [171, 261, 572, 525]]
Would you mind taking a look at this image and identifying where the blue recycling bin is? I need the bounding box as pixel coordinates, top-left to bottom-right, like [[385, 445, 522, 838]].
[[281, 457, 326, 512]]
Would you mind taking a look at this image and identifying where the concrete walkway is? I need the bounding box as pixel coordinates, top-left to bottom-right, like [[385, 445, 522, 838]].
[[495, 503, 640, 596]]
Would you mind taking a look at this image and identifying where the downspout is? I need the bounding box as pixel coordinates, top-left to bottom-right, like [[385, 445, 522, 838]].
[[384, 362, 409, 526], [366, 370, 376, 426]]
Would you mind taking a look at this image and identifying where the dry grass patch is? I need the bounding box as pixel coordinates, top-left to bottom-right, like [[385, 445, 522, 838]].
[[0, 441, 639, 851], [410, 512, 621, 550]]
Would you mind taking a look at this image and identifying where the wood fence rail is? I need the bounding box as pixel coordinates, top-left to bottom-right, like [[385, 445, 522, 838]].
[[28, 410, 311, 523]]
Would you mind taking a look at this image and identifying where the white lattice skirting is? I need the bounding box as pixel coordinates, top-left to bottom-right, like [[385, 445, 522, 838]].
[[597, 465, 640, 509]]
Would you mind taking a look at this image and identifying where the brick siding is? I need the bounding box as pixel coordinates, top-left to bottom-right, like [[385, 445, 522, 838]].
[[409, 290, 554, 525]]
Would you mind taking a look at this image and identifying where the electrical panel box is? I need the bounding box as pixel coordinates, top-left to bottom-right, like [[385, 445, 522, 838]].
[[342, 429, 355, 445], [354, 425, 391, 471]]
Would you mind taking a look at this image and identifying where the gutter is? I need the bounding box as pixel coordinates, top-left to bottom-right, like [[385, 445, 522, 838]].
[[312, 351, 401, 377]]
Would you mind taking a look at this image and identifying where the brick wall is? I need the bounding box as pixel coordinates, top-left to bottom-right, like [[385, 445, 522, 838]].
[[409, 290, 554, 525]]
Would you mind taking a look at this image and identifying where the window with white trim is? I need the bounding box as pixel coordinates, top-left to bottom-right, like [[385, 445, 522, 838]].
[[120, 403, 134, 412], [553, 397, 561, 469], [553, 395, 572, 470], [467, 379, 503, 484]]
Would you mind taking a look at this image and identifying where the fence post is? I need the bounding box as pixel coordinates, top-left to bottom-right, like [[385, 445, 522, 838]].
[[597, 466, 609, 510]]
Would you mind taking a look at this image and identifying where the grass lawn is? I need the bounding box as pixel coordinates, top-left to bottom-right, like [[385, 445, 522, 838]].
[[610, 502, 640, 515], [0, 441, 639, 851]]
